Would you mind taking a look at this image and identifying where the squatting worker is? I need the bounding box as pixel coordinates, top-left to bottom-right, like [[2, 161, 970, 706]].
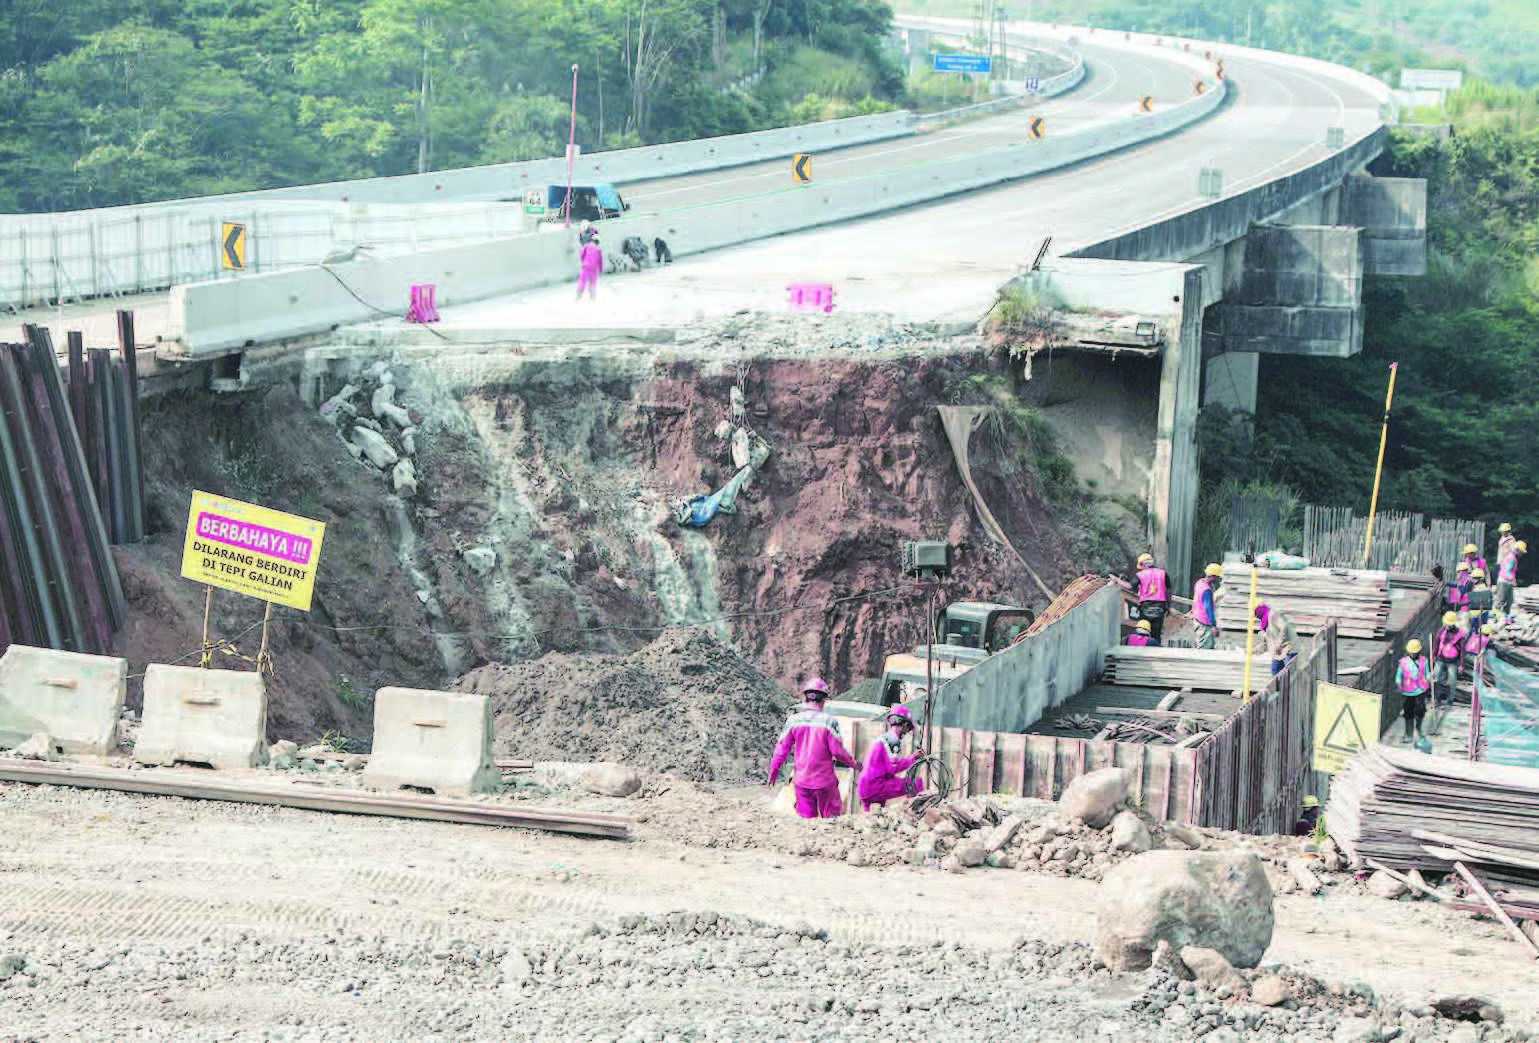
[[858, 705, 923, 811], [767, 677, 857, 819], [576, 233, 604, 300], [1465, 622, 1495, 679], [1396, 639, 1431, 743], [1133, 552, 1170, 641], [1191, 563, 1223, 650], [1432, 611, 1467, 714], [1125, 619, 1158, 647]]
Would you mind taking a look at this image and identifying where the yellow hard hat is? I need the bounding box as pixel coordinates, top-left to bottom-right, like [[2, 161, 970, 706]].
[[1136, 619, 1152, 632], [1482, 623, 1496, 635], [1302, 795, 1320, 809], [1519, 541, 1529, 553], [1137, 553, 1154, 566], [1406, 639, 1423, 654], [1456, 561, 1470, 572], [1443, 611, 1458, 626], [1463, 543, 1479, 555], [1472, 567, 1485, 579], [1499, 522, 1512, 533], [1205, 563, 1223, 577]]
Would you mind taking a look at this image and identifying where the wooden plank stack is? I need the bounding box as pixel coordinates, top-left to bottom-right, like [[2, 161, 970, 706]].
[[1103, 646, 1248, 691], [1217, 564, 1390, 638], [1326, 745, 1539, 889]]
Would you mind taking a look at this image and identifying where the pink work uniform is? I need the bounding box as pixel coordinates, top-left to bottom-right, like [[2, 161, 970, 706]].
[[577, 242, 603, 294], [768, 703, 855, 819], [857, 732, 920, 810]]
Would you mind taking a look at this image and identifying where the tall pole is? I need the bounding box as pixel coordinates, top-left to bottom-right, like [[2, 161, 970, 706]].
[[564, 63, 580, 228], [923, 583, 935, 758], [1240, 565, 1260, 702], [1361, 362, 1399, 567]]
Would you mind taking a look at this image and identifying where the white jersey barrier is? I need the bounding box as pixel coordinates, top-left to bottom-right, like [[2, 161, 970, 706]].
[[0, 644, 126, 756], [133, 664, 268, 771]]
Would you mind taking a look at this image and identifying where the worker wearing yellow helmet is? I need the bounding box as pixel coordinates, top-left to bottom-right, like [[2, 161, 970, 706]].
[[1396, 639, 1430, 743], [1460, 542, 1487, 578], [1465, 565, 1493, 628], [1125, 618, 1159, 647], [1497, 523, 1515, 564], [1190, 563, 1223, 650], [1432, 611, 1468, 723], [1496, 538, 1526, 622], [1131, 552, 1170, 641], [1465, 621, 1496, 677]]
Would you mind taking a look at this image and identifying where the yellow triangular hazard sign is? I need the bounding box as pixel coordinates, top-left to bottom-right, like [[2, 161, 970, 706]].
[[1320, 701, 1368, 754]]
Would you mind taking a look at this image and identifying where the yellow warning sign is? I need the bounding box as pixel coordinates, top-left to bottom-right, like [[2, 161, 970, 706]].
[[220, 221, 247, 270], [1313, 681, 1381, 774], [181, 491, 327, 611], [792, 153, 812, 183]]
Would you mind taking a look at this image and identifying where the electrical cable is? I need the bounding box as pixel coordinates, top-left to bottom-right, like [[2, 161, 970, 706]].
[[906, 752, 957, 816], [317, 264, 452, 343]]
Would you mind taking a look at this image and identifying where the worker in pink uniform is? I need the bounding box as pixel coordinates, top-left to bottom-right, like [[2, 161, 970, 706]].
[[767, 677, 857, 819], [1465, 622, 1495, 679], [576, 234, 604, 300], [858, 705, 923, 811], [1124, 619, 1158, 647], [1191, 563, 1223, 649], [1132, 552, 1170, 641]]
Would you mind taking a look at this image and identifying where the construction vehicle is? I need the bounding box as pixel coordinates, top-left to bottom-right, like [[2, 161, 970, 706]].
[[877, 601, 1035, 706], [542, 183, 629, 223]]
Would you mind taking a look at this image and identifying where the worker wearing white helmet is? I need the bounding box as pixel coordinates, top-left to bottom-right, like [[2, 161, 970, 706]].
[[767, 677, 857, 819], [1396, 639, 1431, 743]]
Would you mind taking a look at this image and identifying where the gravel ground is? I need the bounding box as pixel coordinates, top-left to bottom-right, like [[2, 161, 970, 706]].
[[0, 773, 1534, 1042]]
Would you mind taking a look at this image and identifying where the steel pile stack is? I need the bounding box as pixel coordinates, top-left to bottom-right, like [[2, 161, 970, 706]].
[[1217, 564, 1390, 638], [1327, 745, 1539, 890], [1102, 647, 1249, 691], [0, 328, 127, 654]]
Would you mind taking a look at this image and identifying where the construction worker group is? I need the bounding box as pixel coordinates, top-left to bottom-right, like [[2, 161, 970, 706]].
[[1395, 527, 1523, 744], [767, 678, 923, 819]]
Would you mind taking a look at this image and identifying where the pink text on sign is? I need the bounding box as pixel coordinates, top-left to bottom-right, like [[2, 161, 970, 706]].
[[196, 512, 313, 565]]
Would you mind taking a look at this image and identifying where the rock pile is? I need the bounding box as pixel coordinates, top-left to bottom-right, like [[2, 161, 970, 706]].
[[318, 362, 421, 499], [454, 629, 793, 782]]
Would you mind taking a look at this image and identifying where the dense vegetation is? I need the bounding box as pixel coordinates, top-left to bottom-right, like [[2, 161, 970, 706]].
[[0, 0, 903, 210]]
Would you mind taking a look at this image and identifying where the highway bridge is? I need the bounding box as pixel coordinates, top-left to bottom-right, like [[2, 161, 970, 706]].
[[4, 19, 1425, 588]]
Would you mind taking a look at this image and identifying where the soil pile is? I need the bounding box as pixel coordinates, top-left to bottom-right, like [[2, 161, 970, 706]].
[[455, 629, 793, 781]]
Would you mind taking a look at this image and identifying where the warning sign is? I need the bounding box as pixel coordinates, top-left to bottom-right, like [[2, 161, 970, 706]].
[[181, 491, 327, 612], [1313, 681, 1381, 773], [220, 221, 247, 270]]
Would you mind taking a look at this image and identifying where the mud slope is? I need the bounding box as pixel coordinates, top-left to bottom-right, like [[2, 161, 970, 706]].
[[114, 384, 456, 743]]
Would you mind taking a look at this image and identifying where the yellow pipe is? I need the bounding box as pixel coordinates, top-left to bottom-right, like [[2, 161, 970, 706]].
[[1361, 362, 1400, 567], [1241, 564, 1260, 702]]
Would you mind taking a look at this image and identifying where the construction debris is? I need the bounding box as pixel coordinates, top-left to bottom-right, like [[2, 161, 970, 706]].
[[1217, 563, 1391, 638]]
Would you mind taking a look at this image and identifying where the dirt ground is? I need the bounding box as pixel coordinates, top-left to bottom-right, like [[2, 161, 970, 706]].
[[0, 769, 1532, 1041]]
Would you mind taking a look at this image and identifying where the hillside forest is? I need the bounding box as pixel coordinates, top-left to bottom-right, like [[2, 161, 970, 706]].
[[0, 0, 905, 211]]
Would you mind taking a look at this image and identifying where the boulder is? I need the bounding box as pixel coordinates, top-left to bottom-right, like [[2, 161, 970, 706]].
[[1109, 811, 1152, 853], [984, 815, 1024, 853], [1250, 975, 1291, 1007], [268, 739, 298, 771], [350, 426, 399, 469], [954, 838, 987, 868], [1178, 946, 1243, 990], [1162, 823, 1205, 850], [392, 459, 419, 498], [11, 732, 58, 761], [581, 762, 643, 798], [1094, 850, 1274, 971], [1431, 996, 1503, 1024], [1365, 870, 1407, 900], [1287, 858, 1322, 895], [1058, 768, 1132, 828], [462, 546, 498, 577]]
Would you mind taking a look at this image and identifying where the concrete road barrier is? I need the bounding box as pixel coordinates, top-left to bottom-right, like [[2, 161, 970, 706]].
[[134, 664, 267, 770], [0, 645, 126, 755], [362, 687, 499, 797]]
